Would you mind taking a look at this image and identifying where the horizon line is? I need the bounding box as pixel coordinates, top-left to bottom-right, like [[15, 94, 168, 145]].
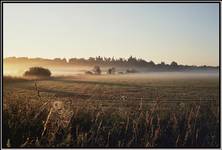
[[3, 56, 219, 67]]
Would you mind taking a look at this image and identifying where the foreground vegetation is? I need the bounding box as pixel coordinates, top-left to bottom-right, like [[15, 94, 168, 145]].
[[3, 74, 219, 147]]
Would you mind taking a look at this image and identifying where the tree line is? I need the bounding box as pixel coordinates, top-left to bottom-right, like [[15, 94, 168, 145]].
[[4, 56, 218, 72]]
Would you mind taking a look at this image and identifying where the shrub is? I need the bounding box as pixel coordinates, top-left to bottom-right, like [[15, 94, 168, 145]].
[[23, 67, 51, 78], [93, 66, 101, 75], [107, 67, 116, 75], [126, 68, 137, 74], [85, 71, 93, 75]]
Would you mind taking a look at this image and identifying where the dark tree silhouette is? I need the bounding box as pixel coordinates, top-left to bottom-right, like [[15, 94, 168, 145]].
[[23, 67, 51, 77], [171, 61, 178, 67], [93, 66, 101, 75], [5, 56, 219, 73], [107, 67, 116, 74]]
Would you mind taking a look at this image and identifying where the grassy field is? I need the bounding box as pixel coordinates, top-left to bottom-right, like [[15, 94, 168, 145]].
[[3, 73, 220, 147]]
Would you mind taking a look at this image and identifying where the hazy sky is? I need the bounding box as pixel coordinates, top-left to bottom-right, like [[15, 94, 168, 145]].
[[3, 3, 219, 66]]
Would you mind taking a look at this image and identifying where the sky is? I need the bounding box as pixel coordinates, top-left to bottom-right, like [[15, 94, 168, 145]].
[[3, 3, 219, 66]]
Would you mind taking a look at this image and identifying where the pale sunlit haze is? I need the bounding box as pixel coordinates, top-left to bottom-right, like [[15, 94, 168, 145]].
[[3, 3, 219, 66]]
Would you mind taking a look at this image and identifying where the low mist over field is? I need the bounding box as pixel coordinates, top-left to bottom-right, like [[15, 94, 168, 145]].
[[4, 64, 91, 76], [4, 65, 219, 78], [3, 57, 219, 77]]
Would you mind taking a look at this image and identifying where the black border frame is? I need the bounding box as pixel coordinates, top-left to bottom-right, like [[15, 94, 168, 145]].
[[0, 0, 221, 149]]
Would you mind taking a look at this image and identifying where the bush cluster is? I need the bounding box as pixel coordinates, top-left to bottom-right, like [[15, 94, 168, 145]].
[[23, 67, 51, 77]]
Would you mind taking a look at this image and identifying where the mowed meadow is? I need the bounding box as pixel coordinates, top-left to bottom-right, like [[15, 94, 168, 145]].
[[3, 72, 220, 147]]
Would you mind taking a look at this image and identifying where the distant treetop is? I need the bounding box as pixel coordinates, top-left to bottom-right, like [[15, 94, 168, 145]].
[[4, 56, 219, 72]]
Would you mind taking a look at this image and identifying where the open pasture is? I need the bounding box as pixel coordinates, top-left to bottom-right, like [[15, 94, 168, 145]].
[[3, 73, 220, 147]]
